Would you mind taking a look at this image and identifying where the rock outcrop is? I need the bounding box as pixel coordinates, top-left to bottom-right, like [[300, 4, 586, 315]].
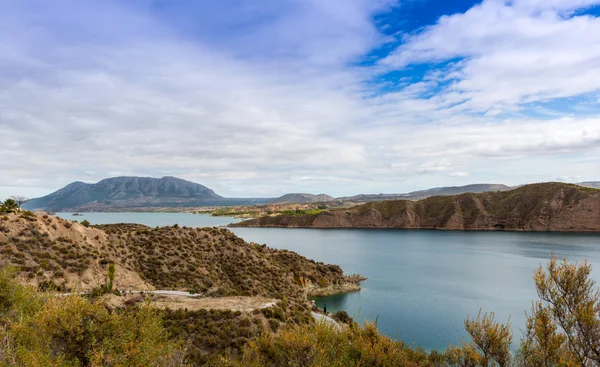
[[233, 183, 600, 232]]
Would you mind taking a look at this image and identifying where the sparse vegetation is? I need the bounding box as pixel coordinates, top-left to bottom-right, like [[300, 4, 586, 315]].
[[95, 223, 354, 300]]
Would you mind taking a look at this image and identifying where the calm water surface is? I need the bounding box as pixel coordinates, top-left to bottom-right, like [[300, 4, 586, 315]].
[[56, 212, 242, 227], [58, 212, 600, 351]]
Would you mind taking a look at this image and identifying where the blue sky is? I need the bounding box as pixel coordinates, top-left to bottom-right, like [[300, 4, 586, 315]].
[[1, 0, 600, 199]]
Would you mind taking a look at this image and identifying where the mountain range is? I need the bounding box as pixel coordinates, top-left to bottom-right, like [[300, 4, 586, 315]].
[[23, 176, 600, 212]]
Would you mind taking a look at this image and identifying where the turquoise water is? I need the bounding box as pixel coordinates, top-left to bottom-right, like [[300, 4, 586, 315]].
[[58, 212, 600, 351]]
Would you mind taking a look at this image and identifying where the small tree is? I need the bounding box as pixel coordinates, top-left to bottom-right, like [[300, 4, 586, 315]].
[[107, 263, 116, 292], [1, 199, 19, 213], [520, 257, 600, 365], [445, 311, 512, 367], [9, 196, 29, 208]]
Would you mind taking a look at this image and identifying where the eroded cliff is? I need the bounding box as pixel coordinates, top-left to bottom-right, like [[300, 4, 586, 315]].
[[233, 183, 600, 232]]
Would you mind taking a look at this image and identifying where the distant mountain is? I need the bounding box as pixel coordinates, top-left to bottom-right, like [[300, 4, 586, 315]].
[[578, 181, 600, 189], [234, 182, 600, 232], [24, 176, 269, 211], [338, 184, 511, 202], [270, 193, 335, 205]]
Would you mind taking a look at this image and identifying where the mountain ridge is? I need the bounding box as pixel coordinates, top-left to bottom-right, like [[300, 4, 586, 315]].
[[23, 177, 600, 211]]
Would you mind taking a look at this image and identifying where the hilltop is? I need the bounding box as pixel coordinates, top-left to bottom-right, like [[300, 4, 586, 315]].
[[233, 182, 600, 232]]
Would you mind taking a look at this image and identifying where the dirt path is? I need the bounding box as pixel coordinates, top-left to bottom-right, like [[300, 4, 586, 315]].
[[65, 289, 278, 312], [148, 294, 277, 312]]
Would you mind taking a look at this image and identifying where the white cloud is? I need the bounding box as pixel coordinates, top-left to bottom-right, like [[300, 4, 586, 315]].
[[450, 172, 469, 177], [383, 0, 600, 112], [416, 159, 454, 174]]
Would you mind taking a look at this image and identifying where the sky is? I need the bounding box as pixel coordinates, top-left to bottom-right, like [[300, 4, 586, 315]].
[[1, 0, 600, 199]]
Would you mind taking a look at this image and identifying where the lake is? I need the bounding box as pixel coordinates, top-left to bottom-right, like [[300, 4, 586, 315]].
[[57, 212, 600, 351], [56, 212, 243, 227]]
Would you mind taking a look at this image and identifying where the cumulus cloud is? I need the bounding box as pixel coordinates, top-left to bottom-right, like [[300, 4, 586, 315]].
[[0, 0, 599, 198]]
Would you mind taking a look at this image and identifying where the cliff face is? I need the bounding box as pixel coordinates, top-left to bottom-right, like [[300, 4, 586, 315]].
[[233, 183, 600, 232]]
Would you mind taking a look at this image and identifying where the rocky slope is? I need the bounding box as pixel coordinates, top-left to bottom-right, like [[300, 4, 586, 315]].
[[233, 183, 600, 232]]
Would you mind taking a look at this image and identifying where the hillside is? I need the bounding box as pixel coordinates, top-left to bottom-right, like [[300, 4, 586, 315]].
[[0, 211, 362, 363], [0, 212, 359, 296], [270, 193, 334, 204], [233, 182, 600, 232], [23, 176, 272, 211], [338, 183, 511, 202]]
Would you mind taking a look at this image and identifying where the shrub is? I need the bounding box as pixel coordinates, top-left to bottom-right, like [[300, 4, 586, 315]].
[[220, 320, 429, 367], [81, 219, 90, 227], [268, 319, 280, 332], [0, 268, 185, 366]]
